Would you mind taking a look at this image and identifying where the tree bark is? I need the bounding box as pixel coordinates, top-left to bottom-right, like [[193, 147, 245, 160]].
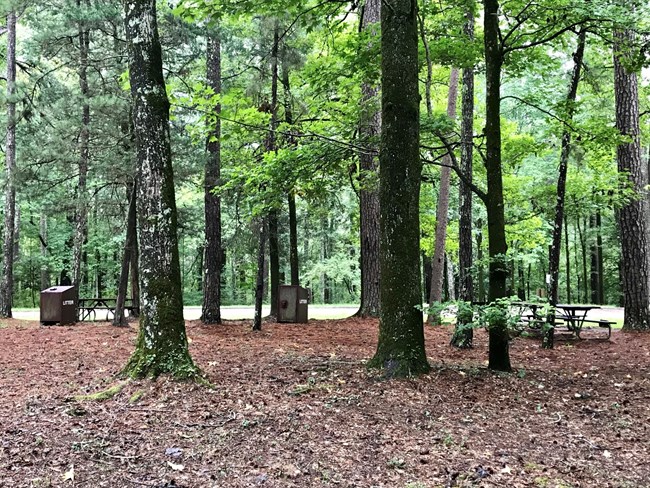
[[596, 212, 604, 303], [589, 215, 600, 304], [40, 215, 50, 290], [428, 68, 460, 322], [268, 208, 280, 315], [121, 0, 197, 379], [614, 28, 650, 330], [544, 29, 585, 348], [0, 10, 17, 318], [114, 184, 137, 326], [282, 61, 300, 287], [267, 22, 280, 318], [564, 215, 571, 303], [450, 9, 475, 348], [201, 32, 223, 324], [367, 0, 429, 377], [72, 0, 91, 292], [484, 0, 511, 371], [356, 0, 381, 318], [130, 212, 140, 318], [288, 193, 299, 285], [253, 219, 267, 331], [477, 221, 485, 302]]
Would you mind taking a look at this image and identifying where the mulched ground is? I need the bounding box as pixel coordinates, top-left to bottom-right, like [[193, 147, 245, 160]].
[[1, 317, 649, 488]]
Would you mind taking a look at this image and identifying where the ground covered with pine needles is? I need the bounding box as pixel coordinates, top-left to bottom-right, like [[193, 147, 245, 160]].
[[1, 317, 649, 487]]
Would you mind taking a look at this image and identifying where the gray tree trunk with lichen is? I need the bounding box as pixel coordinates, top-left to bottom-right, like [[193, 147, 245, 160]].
[[367, 0, 429, 378], [121, 0, 198, 379]]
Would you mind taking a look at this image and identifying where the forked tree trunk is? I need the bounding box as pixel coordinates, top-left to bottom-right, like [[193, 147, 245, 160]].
[[368, 0, 429, 378], [201, 32, 223, 324], [121, 0, 197, 379], [356, 0, 381, 317], [544, 29, 585, 349], [0, 10, 17, 318], [428, 67, 460, 323], [614, 28, 650, 330]]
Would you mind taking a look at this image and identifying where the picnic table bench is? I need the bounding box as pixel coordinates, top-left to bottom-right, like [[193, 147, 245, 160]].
[[77, 298, 139, 322]]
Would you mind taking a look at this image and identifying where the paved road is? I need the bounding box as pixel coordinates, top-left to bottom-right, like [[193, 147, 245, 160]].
[[12, 305, 360, 322], [11, 305, 624, 323]]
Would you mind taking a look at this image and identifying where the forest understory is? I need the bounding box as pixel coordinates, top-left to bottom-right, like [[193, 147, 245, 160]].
[[0, 318, 648, 488]]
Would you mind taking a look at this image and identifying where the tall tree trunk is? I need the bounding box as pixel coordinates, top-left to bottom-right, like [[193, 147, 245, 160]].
[[72, 0, 91, 291], [368, 0, 429, 378], [477, 220, 485, 302], [114, 184, 137, 326], [579, 216, 588, 303], [281, 61, 300, 287], [130, 214, 140, 318], [596, 212, 604, 304], [544, 29, 585, 348], [40, 215, 50, 290], [266, 22, 280, 318], [589, 214, 600, 304], [268, 208, 280, 315], [564, 215, 571, 303], [288, 193, 299, 285], [121, 0, 197, 379], [356, 0, 381, 317], [201, 32, 223, 324], [484, 0, 511, 371], [427, 67, 460, 323], [0, 10, 17, 318], [451, 9, 475, 348], [446, 254, 455, 300], [253, 219, 267, 331], [614, 28, 650, 330], [573, 214, 582, 300]]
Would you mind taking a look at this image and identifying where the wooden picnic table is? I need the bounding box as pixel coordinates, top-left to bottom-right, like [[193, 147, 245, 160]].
[[555, 304, 601, 338], [77, 298, 138, 321]]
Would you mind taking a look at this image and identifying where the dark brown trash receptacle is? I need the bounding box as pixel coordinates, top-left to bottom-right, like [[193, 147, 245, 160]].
[[40, 286, 77, 326], [278, 285, 309, 323]]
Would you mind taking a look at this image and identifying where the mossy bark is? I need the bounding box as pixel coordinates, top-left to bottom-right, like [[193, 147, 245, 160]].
[[367, 0, 429, 378], [121, 0, 199, 379]]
